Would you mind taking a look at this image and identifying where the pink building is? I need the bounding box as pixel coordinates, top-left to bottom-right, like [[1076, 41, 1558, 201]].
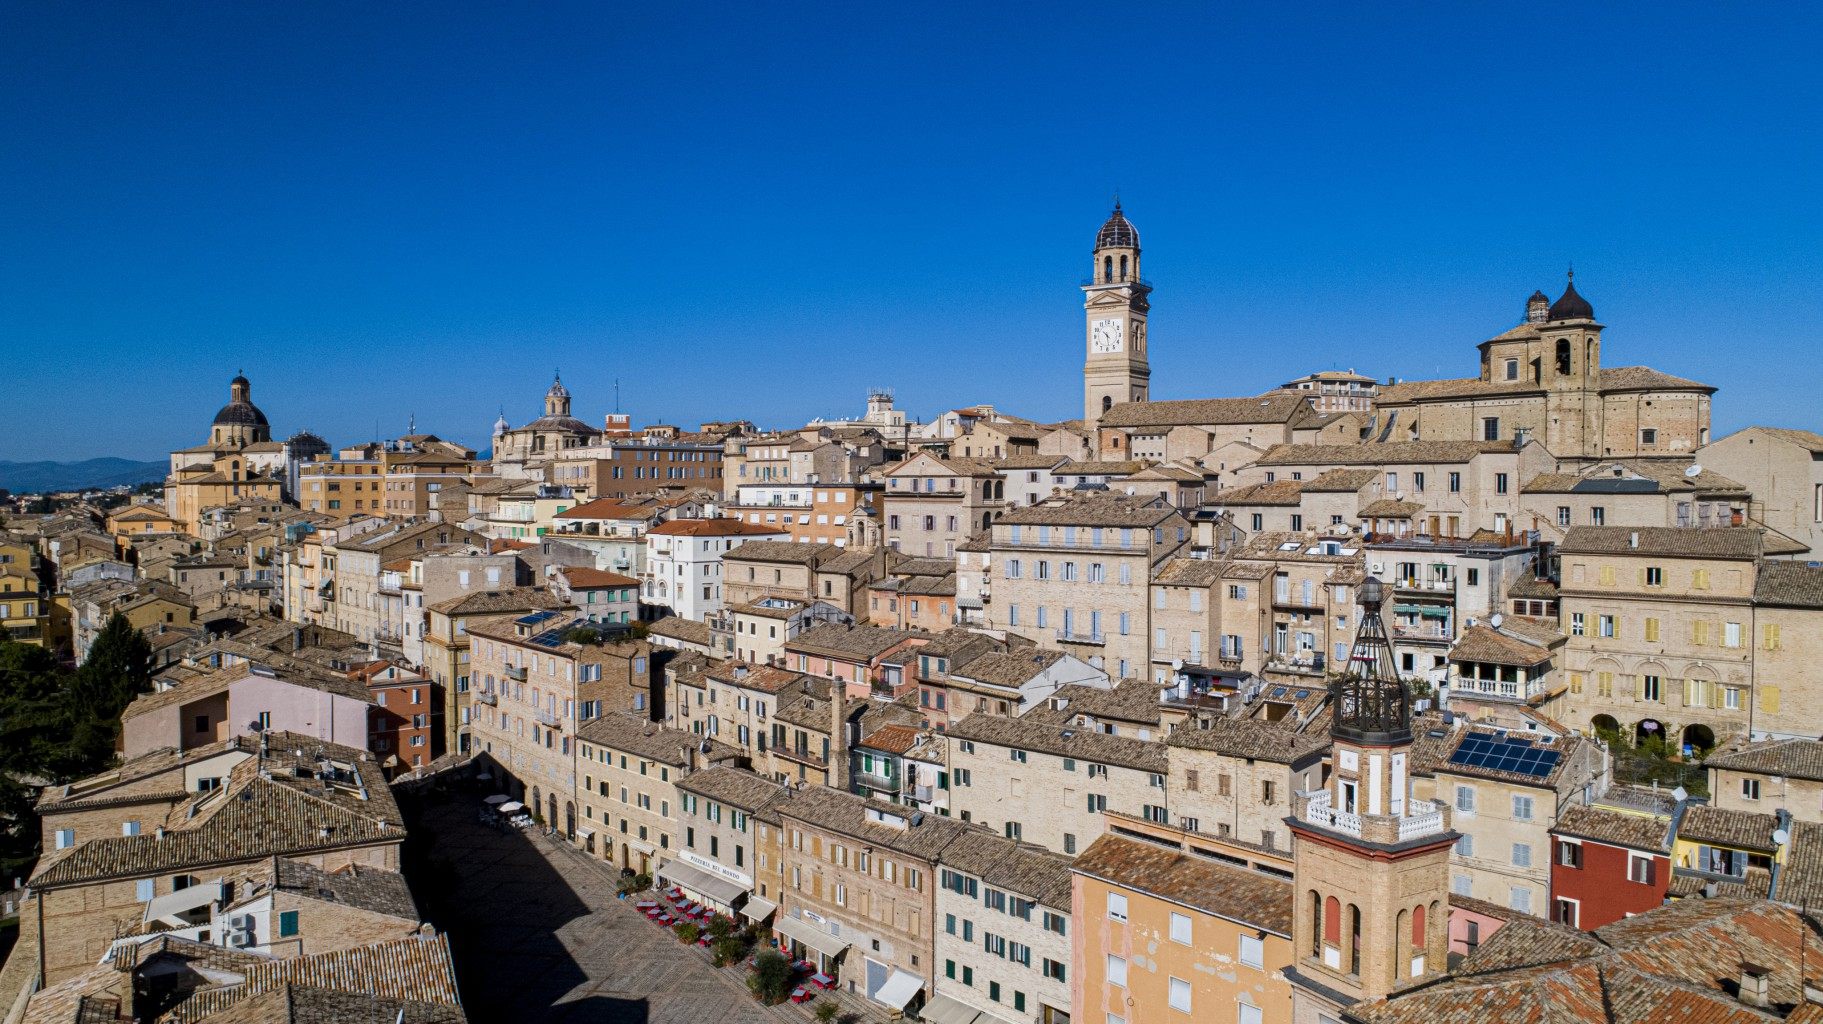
[[121, 663, 375, 759]]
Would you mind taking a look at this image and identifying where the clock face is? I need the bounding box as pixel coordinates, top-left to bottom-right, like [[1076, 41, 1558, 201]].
[[1090, 318, 1124, 354]]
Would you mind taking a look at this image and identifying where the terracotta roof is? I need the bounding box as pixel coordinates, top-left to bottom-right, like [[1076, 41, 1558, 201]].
[[947, 712, 1166, 773], [1034, 678, 1161, 727], [937, 828, 1072, 908], [1167, 717, 1327, 764], [183, 984, 468, 1023], [948, 649, 1065, 689], [1071, 833, 1292, 934], [676, 764, 792, 812], [163, 934, 463, 1023], [33, 735, 400, 888], [1211, 480, 1305, 507], [723, 540, 838, 565], [706, 662, 815, 695], [1551, 804, 1672, 853], [1507, 576, 1559, 600], [1677, 805, 1781, 852], [1300, 468, 1380, 492], [995, 493, 1178, 528], [646, 616, 712, 646], [785, 623, 916, 661], [577, 712, 734, 767], [1559, 526, 1766, 559], [1704, 738, 1823, 783], [1255, 440, 1516, 466], [1450, 623, 1557, 668], [857, 724, 924, 756], [646, 518, 785, 537], [1754, 561, 1823, 609], [1359, 499, 1425, 518], [427, 587, 564, 616], [1152, 557, 1225, 587], [1097, 394, 1315, 430], [776, 785, 973, 861], [273, 859, 419, 921], [556, 566, 639, 589]]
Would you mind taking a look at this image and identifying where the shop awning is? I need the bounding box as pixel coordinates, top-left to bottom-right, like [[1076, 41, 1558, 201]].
[[773, 915, 851, 959], [739, 896, 778, 922], [143, 880, 223, 923], [874, 969, 923, 1011], [1393, 603, 1423, 615], [576, 827, 595, 840], [1419, 606, 1450, 619], [656, 859, 748, 907], [918, 994, 984, 1024]]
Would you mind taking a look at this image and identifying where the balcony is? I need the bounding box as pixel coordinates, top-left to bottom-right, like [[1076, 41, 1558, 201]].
[[1300, 790, 1446, 843], [1055, 628, 1106, 646], [1399, 799, 1444, 841], [911, 784, 937, 803], [1391, 624, 1453, 645], [1392, 577, 1455, 595], [504, 665, 528, 681], [852, 768, 900, 793], [1302, 790, 1361, 837], [1264, 653, 1326, 677], [474, 691, 497, 706], [1271, 593, 1326, 612], [535, 709, 563, 729]]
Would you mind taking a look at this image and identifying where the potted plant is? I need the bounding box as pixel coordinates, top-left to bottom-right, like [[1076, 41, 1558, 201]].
[[815, 999, 841, 1024], [674, 920, 701, 944], [711, 934, 746, 967], [748, 950, 794, 1004]]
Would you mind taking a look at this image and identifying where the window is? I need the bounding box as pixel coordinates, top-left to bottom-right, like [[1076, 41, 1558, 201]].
[[1645, 617, 1660, 642], [1169, 912, 1192, 944], [278, 910, 300, 937], [1512, 843, 1532, 868], [54, 829, 74, 850], [1724, 622, 1742, 648], [1240, 933, 1264, 968], [1642, 675, 1662, 702], [1558, 841, 1582, 868], [1627, 853, 1655, 885], [1599, 615, 1615, 638], [1570, 612, 1585, 636], [1168, 977, 1191, 1013], [1557, 506, 1572, 527], [1495, 473, 1509, 494], [1742, 778, 1761, 800], [1456, 834, 1474, 857], [1482, 417, 1500, 441], [1640, 428, 1657, 445], [1509, 887, 1533, 914], [1645, 566, 1664, 587], [1512, 795, 1534, 821], [1106, 955, 1127, 987], [136, 878, 155, 902], [1106, 892, 1128, 922], [1552, 898, 1579, 927], [1455, 785, 1476, 813], [1239, 1005, 1263, 1024]]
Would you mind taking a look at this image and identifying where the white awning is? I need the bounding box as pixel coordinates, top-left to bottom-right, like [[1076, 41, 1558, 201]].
[[874, 969, 924, 1011], [576, 827, 596, 839], [143, 880, 223, 923], [918, 994, 984, 1024], [739, 896, 778, 922], [773, 915, 851, 959], [497, 801, 526, 814], [656, 859, 748, 907]]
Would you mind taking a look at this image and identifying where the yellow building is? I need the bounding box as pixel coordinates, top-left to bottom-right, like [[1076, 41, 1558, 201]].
[[1072, 831, 1296, 1024], [0, 537, 46, 645], [165, 375, 285, 535]]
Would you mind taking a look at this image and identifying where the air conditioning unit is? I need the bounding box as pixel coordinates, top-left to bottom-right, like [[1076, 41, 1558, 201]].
[[231, 914, 257, 932], [228, 929, 256, 948]]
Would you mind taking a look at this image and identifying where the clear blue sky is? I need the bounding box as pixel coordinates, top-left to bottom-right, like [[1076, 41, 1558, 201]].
[[3, 2, 1819, 460]]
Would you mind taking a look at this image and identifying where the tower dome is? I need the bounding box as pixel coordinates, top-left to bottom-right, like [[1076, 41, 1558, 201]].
[[1095, 201, 1140, 250], [209, 373, 271, 446], [1547, 270, 1595, 321], [544, 372, 572, 418]]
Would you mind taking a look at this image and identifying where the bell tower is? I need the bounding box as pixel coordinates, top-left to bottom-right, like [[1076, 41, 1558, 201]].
[[1288, 576, 1454, 1021], [1082, 201, 1151, 430]]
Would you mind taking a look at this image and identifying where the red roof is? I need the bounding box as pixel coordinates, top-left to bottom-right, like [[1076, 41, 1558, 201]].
[[647, 518, 787, 537], [559, 566, 639, 589], [554, 498, 655, 521]]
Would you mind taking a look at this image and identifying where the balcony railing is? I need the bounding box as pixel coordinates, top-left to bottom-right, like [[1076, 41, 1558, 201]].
[[474, 691, 497, 706], [1264, 654, 1326, 677], [1302, 790, 1361, 837], [853, 769, 900, 792], [1399, 799, 1444, 841], [1392, 625, 1452, 644], [1393, 578, 1455, 594], [535, 709, 563, 729], [504, 665, 528, 681], [1055, 628, 1106, 645], [911, 784, 937, 803]]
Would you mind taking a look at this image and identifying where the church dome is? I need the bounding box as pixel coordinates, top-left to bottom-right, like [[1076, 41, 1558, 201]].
[[1096, 203, 1139, 249], [213, 402, 268, 428], [286, 430, 329, 455], [1548, 273, 1595, 321]]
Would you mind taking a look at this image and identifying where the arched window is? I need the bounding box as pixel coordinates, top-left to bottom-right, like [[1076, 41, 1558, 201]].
[[1412, 903, 1425, 945], [1119, 254, 1129, 280], [1103, 256, 1113, 282], [1323, 895, 1341, 945], [1310, 890, 1324, 954], [1585, 338, 1595, 374], [1556, 338, 1572, 376], [1349, 904, 1362, 975], [1102, 396, 1114, 414]]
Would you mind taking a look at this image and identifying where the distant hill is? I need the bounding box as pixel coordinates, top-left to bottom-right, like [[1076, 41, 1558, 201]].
[[0, 458, 166, 494]]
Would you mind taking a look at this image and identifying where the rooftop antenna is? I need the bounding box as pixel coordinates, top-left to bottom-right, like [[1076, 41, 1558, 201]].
[[615, 378, 621, 414]]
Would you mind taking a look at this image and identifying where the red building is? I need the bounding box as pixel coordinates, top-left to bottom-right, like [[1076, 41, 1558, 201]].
[[1548, 791, 1678, 930], [357, 660, 438, 775]]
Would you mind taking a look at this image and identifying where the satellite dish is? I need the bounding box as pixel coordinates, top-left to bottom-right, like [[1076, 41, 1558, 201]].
[[1774, 828, 1791, 846], [1171, 659, 1184, 671], [1672, 786, 1688, 802], [1489, 613, 1504, 629], [1685, 464, 1703, 478]]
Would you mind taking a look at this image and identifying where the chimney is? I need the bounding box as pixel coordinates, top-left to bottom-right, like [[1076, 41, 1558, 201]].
[[1628, 531, 1640, 549], [1739, 963, 1770, 1008]]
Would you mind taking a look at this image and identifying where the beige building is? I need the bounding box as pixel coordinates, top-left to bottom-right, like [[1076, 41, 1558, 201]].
[[883, 453, 1007, 558], [1520, 459, 1750, 539], [1213, 532, 1364, 684], [990, 493, 1190, 681], [1165, 718, 1327, 855], [576, 712, 735, 872], [1703, 738, 1823, 822], [1697, 426, 1823, 558], [946, 711, 1168, 856], [1750, 561, 1823, 738], [1556, 526, 1768, 749], [421, 586, 565, 754], [466, 611, 656, 832], [930, 829, 1073, 1024]]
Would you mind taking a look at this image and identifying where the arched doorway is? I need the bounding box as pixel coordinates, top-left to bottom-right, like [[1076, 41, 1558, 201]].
[[565, 801, 576, 840], [548, 794, 558, 830], [1590, 714, 1620, 739], [1682, 723, 1716, 757], [1634, 719, 1664, 749]]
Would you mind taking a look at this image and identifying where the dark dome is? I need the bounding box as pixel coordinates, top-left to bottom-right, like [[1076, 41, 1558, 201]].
[[231, 373, 250, 387], [1548, 274, 1595, 321], [287, 430, 329, 453], [213, 402, 269, 428], [1096, 203, 1139, 249]]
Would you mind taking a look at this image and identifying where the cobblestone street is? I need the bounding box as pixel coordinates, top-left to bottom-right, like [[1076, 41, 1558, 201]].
[[407, 791, 806, 1024]]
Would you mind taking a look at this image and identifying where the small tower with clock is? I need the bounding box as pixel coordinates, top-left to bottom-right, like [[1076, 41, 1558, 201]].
[[1082, 201, 1151, 430]]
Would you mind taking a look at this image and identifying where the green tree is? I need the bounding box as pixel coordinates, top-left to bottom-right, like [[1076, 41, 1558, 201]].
[[59, 613, 153, 777], [748, 950, 795, 1003]]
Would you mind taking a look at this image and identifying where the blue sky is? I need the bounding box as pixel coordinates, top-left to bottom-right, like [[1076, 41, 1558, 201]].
[[3, 2, 1819, 460]]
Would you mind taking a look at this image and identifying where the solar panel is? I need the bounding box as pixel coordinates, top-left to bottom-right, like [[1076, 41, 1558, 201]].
[[1294, 689, 1310, 699], [1447, 733, 1560, 777], [516, 609, 560, 627]]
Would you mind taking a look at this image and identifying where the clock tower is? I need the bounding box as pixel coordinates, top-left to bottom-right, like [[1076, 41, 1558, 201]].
[[1082, 202, 1151, 429]]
